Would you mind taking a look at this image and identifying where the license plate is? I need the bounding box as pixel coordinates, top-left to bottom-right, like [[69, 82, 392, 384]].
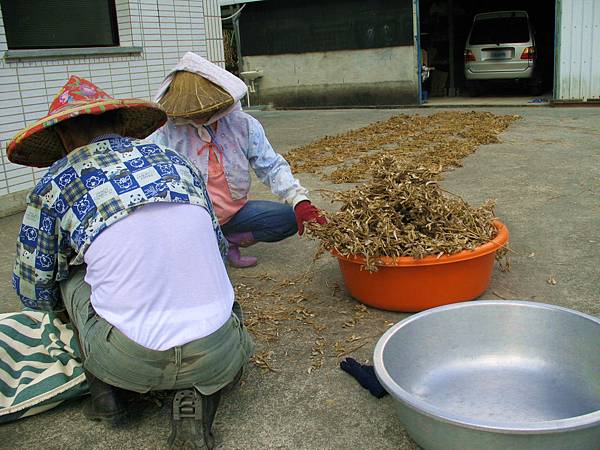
[[489, 50, 509, 59]]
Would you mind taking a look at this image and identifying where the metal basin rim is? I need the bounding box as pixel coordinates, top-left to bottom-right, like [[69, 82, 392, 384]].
[[373, 300, 600, 434]]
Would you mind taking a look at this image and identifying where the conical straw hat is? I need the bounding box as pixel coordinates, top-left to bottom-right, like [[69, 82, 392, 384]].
[[158, 71, 234, 121], [7, 76, 166, 168]]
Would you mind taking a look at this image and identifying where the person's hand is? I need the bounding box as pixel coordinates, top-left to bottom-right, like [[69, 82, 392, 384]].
[[294, 201, 327, 235]]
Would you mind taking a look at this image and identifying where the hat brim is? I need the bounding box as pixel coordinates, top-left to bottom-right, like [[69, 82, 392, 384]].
[[159, 71, 234, 119], [7, 99, 167, 168]]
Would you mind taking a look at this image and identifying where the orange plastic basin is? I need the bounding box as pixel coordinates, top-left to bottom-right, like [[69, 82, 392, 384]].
[[333, 221, 509, 312]]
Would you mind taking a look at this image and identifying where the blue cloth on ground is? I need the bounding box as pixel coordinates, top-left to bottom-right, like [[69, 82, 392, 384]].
[[340, 357, 388, 399]]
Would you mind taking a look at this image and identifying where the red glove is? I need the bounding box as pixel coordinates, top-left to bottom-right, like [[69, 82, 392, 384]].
[[294, 200, 327, 236]]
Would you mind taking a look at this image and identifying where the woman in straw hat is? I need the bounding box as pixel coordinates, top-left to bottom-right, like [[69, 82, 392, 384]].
[[151, 52, 326, 268], [8, 76, 253, 448]]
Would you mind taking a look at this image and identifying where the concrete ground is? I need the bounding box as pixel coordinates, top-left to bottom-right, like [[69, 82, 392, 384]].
[[424, 95, 548, 106], [424, 88, 553, 107], [1, 106, 599, 449]]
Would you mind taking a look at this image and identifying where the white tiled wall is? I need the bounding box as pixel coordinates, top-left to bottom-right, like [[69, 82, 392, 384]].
[[0, 0, 224, 200], [203, 0, 226, 67]]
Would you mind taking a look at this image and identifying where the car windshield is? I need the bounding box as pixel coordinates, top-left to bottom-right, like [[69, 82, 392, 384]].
[[469, 17, 530, 45]]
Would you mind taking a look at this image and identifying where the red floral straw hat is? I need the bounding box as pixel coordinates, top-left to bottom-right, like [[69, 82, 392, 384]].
[[7, 75, 167, 168]]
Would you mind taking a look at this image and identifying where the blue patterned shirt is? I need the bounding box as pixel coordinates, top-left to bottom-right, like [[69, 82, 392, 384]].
[[13, 136, 227, 311]]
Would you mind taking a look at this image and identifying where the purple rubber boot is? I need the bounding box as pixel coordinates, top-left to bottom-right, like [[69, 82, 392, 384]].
[[227, 245, 258, 268], [226, 233, 257, 268], [226, 232, 256, 248]]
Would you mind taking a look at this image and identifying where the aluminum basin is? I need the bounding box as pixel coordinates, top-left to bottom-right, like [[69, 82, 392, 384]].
[[374, 301, 600, 450]]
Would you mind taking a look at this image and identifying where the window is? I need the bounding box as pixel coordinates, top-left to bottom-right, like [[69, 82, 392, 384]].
[[1, 0, 119, 50], [469, 17, 531, 46], [240, 0, 414, 56]]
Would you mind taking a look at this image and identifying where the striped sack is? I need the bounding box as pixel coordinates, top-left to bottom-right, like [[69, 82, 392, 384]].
[[0, 310, 88, 423]]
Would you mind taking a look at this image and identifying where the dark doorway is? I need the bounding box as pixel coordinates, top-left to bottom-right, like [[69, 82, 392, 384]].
[[419, 0, 556, 101]]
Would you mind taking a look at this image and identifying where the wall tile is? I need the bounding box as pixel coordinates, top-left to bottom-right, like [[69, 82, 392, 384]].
[[0, 0, 225, 199]]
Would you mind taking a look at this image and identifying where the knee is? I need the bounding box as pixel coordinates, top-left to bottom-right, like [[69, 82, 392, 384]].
[[276, 206, 297, 239]]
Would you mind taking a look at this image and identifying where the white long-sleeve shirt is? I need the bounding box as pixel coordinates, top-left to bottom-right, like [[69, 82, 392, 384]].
[[150, 110, 309, 207]]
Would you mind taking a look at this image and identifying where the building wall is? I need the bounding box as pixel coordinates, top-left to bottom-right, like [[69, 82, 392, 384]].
[[244, 46, 419, 107], [203, 0, 226, 66], [0, 0, 224, 216], [555, 0, 600, 101]]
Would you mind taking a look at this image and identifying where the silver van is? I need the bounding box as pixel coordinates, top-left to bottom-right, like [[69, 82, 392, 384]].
[[464, 11, 541, 95]]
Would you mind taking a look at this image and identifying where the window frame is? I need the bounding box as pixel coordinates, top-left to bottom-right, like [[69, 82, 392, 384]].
[[1, 0, 143, 61], [1, 0, 121, 51]]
